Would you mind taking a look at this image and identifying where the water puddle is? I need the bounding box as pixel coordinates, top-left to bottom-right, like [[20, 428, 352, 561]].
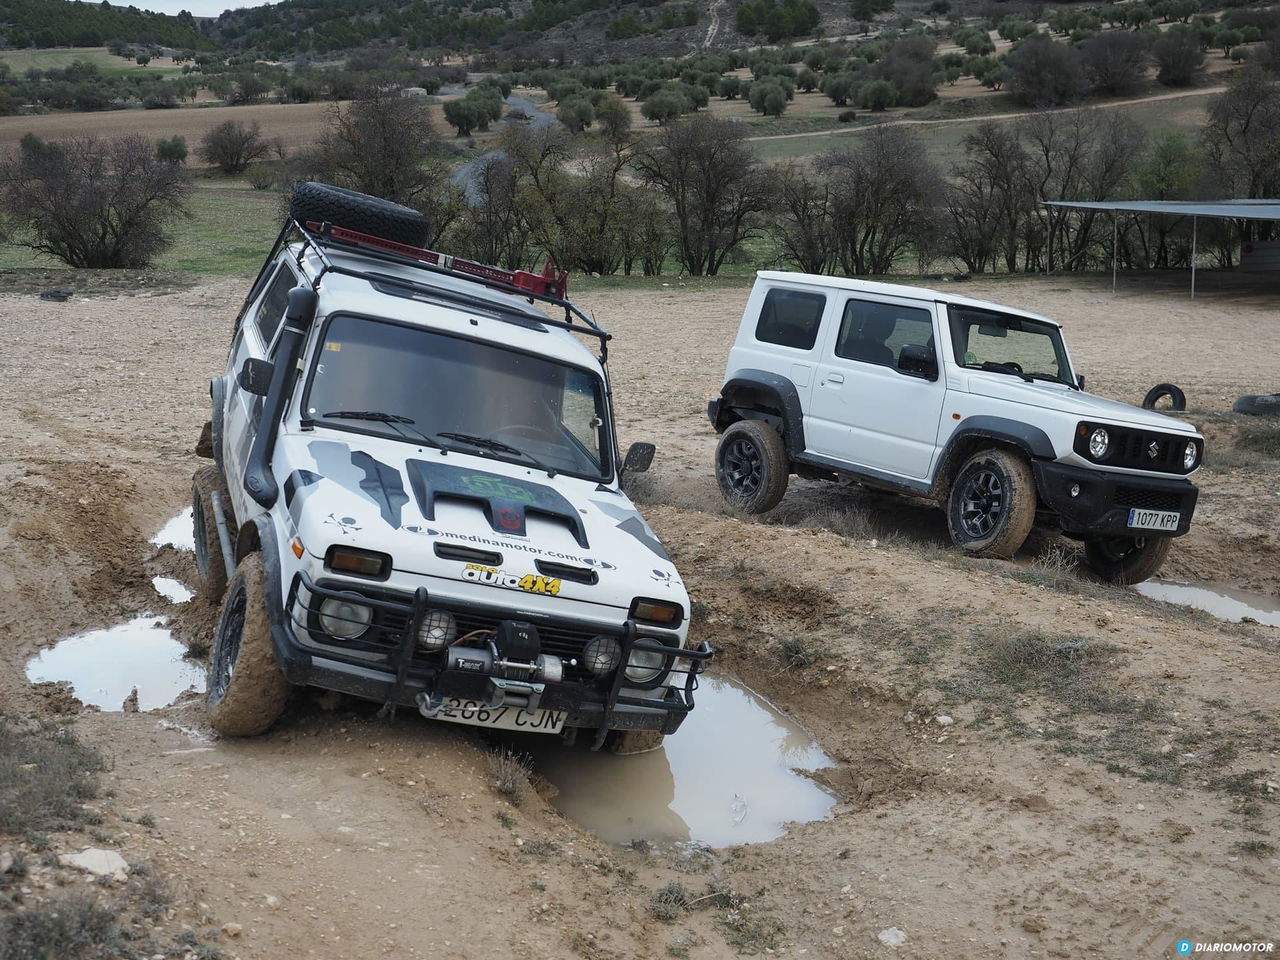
[[26, 616, 205, 711], [150, 507, 194, 551], [152, 576, 194, 604], [1136, 580, 1280, 627], [514, 676, 835, 847]]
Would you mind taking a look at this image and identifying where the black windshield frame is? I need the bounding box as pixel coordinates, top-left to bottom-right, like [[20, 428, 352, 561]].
[[300, 312, 616, 483]]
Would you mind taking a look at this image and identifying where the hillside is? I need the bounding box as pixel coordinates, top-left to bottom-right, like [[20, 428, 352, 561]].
[[0, 0, 211, 50]]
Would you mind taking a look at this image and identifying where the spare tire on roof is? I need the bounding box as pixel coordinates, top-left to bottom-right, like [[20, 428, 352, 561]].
[[1142, 382, 1186, 412], [289, 181, 429, 248], [1233, 393, 1280, 416]]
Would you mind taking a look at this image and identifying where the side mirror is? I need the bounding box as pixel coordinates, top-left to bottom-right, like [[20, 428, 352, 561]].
[[1077, 374, 1086, 391], [897, 343, 937, 379], [622, 442, 655, 475], [238, 357, 274, 396]]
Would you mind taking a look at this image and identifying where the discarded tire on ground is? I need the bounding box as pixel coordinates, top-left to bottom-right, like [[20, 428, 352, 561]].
[[1233, 393, 1280, 416], [1142, 382, 1186, 411], [289, 181, 429, 247]]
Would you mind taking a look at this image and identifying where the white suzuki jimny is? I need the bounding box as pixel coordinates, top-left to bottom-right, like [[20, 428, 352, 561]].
[[192, 182, 710, 745], [708, 272, 1204, 585]]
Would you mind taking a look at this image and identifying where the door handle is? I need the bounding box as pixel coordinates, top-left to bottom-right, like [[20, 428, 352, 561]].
[[826, 373, 844, 384]]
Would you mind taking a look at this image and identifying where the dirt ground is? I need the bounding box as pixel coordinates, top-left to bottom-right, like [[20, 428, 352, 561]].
[[0, 269, 1277, 959]]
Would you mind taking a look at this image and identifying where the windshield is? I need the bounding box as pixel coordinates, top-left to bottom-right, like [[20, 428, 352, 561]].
[[305, 315, 612, 480], [948, 306, 1074, 384]]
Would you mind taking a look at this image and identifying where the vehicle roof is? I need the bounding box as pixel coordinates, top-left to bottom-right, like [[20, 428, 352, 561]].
[[754, 270, 1062, 328], [287, 243, 604, 371]]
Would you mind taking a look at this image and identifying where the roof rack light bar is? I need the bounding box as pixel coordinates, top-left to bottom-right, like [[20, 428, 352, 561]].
[[304, 220, 570, 300]]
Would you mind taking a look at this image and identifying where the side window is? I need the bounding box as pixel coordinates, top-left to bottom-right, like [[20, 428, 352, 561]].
[[254, 267, 296, 352], [754, 288, 827, 351], [834, 300, 934, 370]]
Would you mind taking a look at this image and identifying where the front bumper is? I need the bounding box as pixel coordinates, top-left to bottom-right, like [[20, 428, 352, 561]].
[[272, 572, 713, 743], [1032, 460, 1199, 538]]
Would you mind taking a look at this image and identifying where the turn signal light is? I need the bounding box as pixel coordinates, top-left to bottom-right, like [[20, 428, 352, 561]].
[[630, 598, 683, 628], [325, 545, 391, 580]]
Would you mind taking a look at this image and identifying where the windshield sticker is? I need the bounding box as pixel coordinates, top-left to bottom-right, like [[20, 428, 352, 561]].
[[307, 441, 409, 529], [462, 563, 563, 596], [324, 341, 342, 352], [406, 460, 588, 547], [405, 526, 615, 569]]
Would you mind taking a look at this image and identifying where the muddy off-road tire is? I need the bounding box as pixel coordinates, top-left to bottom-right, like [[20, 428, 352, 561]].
[[715, 419, 789, 514], [208, 554, 290, 737], [1083, 535, 1172, 585], [289, 181, 429, 248], [946, 448, 1037, 559], [607, 729, 666, 755], [192, 466, 232, 604]]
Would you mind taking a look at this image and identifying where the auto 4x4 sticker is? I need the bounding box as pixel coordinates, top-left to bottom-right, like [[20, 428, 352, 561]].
[[405, 459, 588, 547], [404, 526, 616, 570], [462, 563, 562, 596], [307, 441, 409, 528]]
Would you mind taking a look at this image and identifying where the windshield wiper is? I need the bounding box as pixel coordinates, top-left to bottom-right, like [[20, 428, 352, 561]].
[[975, 361, 1034, 384], [437, 431, 558, 477], [322, 410, 445, 449], [1026, 372, 1081, 390]]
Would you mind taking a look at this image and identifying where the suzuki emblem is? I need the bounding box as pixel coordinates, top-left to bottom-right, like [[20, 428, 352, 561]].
[[1147, 441, 1159, 459]]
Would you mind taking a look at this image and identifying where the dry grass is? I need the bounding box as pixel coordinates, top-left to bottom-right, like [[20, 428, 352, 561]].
[[0, 717, 105, 837], [487, 748, 532, 804]]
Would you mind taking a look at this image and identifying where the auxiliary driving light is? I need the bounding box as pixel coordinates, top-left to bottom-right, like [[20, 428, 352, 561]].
[[1088, 427, 1110, 460], [1183, 440, 1198, 471], [318, 593, 373, 640], [417, 609, 456, 652], [582, 636, 622, 676]]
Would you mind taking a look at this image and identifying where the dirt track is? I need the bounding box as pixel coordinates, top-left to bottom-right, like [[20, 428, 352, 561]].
[[1, 270, 1277, 959]]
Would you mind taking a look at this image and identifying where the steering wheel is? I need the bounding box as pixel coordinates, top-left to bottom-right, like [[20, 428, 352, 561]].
[[490, 424, 558, 445]]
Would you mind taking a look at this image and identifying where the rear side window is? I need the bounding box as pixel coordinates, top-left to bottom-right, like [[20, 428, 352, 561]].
[[754, 288, 827, 351], [254, 267, 296, 350], [834, 299, 934, 369]]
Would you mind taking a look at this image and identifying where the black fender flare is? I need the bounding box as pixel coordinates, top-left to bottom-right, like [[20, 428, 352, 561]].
[[239, 513, 286, 628], [933, 416, 1055, 497], [210, 376, 227, 473], [713, 368, 807, 458]]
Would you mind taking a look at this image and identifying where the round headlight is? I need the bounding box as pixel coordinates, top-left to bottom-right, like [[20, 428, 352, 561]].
[[624, 646, 668, 684], [318, 594, 372, 640], [417, 609, 456, 652], [582, 636, 622, 676], [1088, 427, 1110, 459], [1183, 440, 1198, 471]]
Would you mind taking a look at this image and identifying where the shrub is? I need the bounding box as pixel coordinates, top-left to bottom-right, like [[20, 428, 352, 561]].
[[155, 134, 187, 164], [0, 134, 192, 269], [641, 88, 690, 124], [1081, 30, 1151, 95], [1154, 28, 1205, 85], [859, 78, 897, 110], [838, 108, 857, 121], [748, 80, 788, 115], [557, 95, 595, 132], [198, 119, 269, 174], [1006, 34, 1087, 106]]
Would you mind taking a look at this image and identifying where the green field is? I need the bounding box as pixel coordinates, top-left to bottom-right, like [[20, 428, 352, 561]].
[[0, 46, 183, 78], [0, 179, 280, 275]]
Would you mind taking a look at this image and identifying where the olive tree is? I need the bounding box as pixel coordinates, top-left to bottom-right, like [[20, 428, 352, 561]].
[[315, 88, 441, 205]]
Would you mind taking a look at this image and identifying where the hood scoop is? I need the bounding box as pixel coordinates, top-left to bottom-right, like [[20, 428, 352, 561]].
[[406, 459, 589, 547]]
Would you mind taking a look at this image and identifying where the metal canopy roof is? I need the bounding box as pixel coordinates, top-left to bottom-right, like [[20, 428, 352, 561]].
[[1044, 199, 1280, 220]]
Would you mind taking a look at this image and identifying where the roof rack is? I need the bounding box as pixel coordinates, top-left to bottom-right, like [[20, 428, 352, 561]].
[[296, 219, 609, 347]]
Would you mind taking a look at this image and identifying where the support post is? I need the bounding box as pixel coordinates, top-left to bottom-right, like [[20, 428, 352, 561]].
[[1191, 216, 1198, 299], [1112, 214, 1118, 292]]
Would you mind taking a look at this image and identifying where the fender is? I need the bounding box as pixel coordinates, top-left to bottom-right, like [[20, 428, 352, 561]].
[[209, 376, 227, 473], [710, 368, 807, 458], [243, 512, 287, 628], [933, 415, 1055, 495]]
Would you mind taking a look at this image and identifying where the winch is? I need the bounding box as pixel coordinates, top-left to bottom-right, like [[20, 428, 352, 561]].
[[416, 620, 568, 718]]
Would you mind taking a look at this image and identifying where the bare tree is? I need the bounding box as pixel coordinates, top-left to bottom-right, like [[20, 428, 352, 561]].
[[316, 88, 441, 205], [198, 119, 270, 175], [818, 127, 944, 275], [451, 153, 532, 270], [0, 134, 191, 268], [768, 164, 838, 274], [946, 122, 1034, 273], [631, 115, 772, 276]]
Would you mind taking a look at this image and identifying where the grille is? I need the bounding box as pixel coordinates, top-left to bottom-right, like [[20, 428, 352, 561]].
[[1114, 486, 1183, 512], [377, 605, 603, 683], [1075, 424, 1194, 473]]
